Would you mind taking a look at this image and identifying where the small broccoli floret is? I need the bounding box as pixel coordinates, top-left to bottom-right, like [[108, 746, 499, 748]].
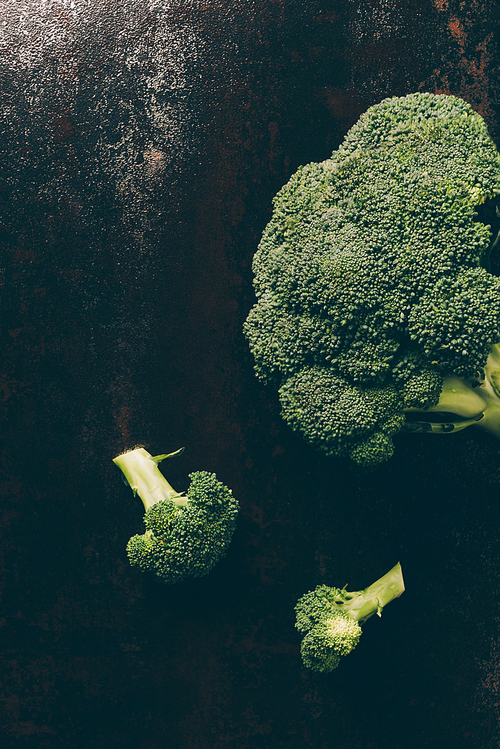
[[399, 359, 444, 410], [295, 563, 405, 673], [113, 447, 239, 584], [244, 92, 500, 465]]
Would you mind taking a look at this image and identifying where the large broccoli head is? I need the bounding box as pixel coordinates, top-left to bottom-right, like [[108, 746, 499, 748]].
[[244, 92, 500, 467]]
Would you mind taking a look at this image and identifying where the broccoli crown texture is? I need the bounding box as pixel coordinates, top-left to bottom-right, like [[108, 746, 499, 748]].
[[300, 612, 362, 672], [244, 92, 500, 466], [295, 562, 405, 673], [113, 448, 239, 584]]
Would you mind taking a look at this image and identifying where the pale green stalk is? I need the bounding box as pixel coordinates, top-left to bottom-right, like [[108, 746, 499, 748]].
[[113, 447, 187, 511]]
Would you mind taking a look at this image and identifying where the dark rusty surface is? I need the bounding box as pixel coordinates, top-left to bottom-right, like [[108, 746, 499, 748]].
[[1, 1, 500, 747]]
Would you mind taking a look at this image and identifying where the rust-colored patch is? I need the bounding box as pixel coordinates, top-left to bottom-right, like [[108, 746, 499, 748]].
[[323, 87, 364, 126], [448, 16, 466, 48], [142, 147, 167, 176], [52, 113, 74, 145], [426, 4, 495, 128], [116, 406, 132, 441]]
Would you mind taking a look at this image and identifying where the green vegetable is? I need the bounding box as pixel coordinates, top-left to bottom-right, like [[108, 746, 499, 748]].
[[244, 92, 500, 467], [403, 342, 500, 437], [295, 563, 405, 672], [113, 447, 239, 584]]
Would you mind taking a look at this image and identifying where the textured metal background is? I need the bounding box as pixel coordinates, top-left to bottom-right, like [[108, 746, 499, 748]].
[[1, 1, 500, 747]]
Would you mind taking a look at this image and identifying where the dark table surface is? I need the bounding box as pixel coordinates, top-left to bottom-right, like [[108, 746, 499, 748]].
[[1, 2, 500, 748]]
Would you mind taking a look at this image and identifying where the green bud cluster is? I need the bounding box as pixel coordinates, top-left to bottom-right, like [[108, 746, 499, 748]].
[[244, 92, 500, 467]]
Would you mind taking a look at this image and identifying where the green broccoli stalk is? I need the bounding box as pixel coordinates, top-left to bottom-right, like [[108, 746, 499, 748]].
[[295, 562, 405, 672], [403, 342, 500, 438], [113, 447, 239, 584]]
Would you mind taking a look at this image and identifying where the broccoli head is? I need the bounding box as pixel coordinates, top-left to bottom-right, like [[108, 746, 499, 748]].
[[113, 447, 239, 584], [295, 562, 405, 672], [244, 92, 500, 467]]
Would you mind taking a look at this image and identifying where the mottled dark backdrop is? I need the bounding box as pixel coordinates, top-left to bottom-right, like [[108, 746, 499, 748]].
[[1, 1, 500, 747]]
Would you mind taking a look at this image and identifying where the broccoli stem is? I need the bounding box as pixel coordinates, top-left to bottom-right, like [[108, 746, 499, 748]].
[[335, 562, 405, 624], [472, 342, 500, 438], [404, 343, 500, 438], [113, 447, 187, 511]]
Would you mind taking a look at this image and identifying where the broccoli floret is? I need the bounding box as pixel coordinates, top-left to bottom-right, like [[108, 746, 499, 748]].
[[278, 366, 404, 468], [244, 92, 500, 466], [113, 447, 239, 584], [295, 562, 405, 673]]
